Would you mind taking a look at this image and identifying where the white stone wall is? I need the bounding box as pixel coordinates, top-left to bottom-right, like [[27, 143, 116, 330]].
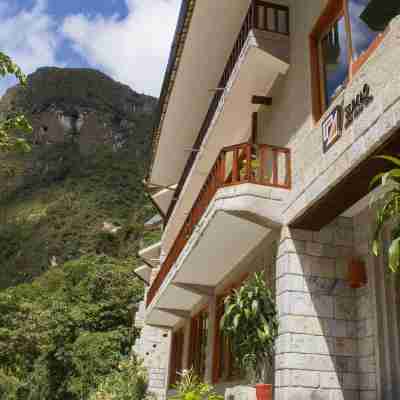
[[275, 219, 368, 400], [133, 301, 171, 400]]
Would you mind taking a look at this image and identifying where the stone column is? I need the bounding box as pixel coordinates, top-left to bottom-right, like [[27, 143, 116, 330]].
[[274, 219, 361, 400], [132, 301, 171, 400]]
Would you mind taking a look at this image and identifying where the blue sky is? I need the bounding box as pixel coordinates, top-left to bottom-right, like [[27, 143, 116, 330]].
[[0, 0, 181, 97]]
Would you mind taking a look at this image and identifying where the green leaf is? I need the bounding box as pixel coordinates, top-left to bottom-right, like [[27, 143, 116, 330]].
[[388, 237, 400, 273], [251, 299, 258, 314], [233, 314, 240, 329], [372, 239, 379, 256], [375, 155, 400, 168]]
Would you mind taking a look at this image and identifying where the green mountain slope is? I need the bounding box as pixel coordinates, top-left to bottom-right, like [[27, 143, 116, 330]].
[[0, 67, 159, 288], [0, 67, 161, 399]]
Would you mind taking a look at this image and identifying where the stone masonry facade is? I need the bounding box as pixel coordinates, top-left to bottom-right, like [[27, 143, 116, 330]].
[[133, 301, 171, 400], [275, 218, 376, 400]]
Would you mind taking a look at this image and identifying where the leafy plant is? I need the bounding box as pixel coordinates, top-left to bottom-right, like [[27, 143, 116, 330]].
[[88, 357, 148, 400], [0, 51, 32, 153], [171, 369, 223, 400], [220, 272, 278, 383], [371, 155, 400, 272]]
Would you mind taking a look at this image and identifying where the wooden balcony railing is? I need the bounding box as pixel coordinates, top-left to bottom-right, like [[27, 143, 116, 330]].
[[165, 1, 290, 222], [146, 143, 291, 307]]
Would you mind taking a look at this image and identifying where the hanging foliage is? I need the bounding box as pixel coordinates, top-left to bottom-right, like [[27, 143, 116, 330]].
[[371, 155, 400, 272], [0, 51, 32, 153]]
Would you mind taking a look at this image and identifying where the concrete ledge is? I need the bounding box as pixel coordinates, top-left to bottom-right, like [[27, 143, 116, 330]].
[[146, 184, 284, 323]]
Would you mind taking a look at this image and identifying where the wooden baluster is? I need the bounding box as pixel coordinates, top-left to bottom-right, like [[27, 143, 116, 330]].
[[273, 149, 278, 186], [246, 144, 252, 182], [259, 145, 265, 185], [232, 149, 238, 183], [252, 0, 257, 29], [286, 150, 291, 189], [220, 152, 226, 185], [275, 7, 280, 34], [263, 4, 268, 31]]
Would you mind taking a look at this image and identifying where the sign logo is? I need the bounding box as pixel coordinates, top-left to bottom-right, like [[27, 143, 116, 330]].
[[322, 105, 342, 153]]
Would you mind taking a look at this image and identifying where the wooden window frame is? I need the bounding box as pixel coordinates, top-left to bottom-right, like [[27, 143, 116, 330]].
[[212, 274, 249, 383], [310, 0, 388, 123], [188, 307, 209, 379], [169, 328, 185, 387]]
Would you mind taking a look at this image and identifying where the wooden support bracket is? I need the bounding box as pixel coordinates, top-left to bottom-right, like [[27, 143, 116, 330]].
[[252, 96, 272, 106]]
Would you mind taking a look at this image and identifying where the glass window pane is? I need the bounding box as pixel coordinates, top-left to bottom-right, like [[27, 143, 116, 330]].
[[349, 0, 400, 59], [320, 16, 349, 107]]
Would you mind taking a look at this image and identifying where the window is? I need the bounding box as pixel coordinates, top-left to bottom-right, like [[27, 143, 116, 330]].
[[189, 309, 208, 379], [169, 329, 184, 387], [212, 275, 249, 383], [311, 0, 400, 121], [319, 15, 349, 108]]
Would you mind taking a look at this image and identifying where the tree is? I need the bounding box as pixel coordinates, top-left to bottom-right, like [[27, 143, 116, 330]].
[[0, 52, 32, 153]]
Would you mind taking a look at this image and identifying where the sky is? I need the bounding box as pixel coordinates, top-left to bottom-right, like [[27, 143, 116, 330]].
[[0, 0, 182, 97]]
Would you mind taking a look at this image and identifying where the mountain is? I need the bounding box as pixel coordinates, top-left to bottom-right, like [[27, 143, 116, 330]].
[[0, 67, 161, 399], [0, 67, 159, 288]]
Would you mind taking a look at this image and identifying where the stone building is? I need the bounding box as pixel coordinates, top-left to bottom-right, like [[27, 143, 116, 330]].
[[134, 1, 400, 399]]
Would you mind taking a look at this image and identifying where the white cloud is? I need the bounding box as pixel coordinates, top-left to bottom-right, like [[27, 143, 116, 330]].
[[0, 0, 61, 95], [61, 0, 181, 96]]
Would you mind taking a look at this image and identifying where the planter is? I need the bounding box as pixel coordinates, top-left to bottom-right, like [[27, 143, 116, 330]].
[[255, 384, 272, 400]]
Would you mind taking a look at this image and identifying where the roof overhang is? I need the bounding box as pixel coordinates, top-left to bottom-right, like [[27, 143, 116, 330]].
[[149, 0, 252, 187], [151, 186, 176, 216], [138, 242, 161, 268], [135, 265, 152, 283]]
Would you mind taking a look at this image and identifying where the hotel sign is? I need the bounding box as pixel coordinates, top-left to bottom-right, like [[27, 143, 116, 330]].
[[322, 84, 374, 153], [344, 84, 374, 129]]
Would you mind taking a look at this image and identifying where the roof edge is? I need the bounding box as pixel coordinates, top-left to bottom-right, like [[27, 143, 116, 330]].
[[147, 0, 196, 183]]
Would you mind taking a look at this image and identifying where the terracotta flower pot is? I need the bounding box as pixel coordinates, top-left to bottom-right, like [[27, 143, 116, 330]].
[[255, 384, 272, 400], [348, 258, 367, 289]]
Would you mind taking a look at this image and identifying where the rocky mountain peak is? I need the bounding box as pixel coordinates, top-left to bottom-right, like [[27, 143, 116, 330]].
[[0, 67, 157, 154]]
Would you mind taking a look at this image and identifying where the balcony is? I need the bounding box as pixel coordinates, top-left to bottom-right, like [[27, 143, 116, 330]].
[[165, 0, 290, 223], [147, 142, 290, 308], [158, 1, 291, 263]]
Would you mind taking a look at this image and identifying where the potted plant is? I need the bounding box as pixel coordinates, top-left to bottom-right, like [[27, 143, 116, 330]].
[[371, 155, 400, 272], [220, 272, 278, 400]]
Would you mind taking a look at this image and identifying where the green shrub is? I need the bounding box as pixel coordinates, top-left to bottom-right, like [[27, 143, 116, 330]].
[[0, 255, 144, 400], [89, 358, 148, 400], [170, 369, 223, 400]]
